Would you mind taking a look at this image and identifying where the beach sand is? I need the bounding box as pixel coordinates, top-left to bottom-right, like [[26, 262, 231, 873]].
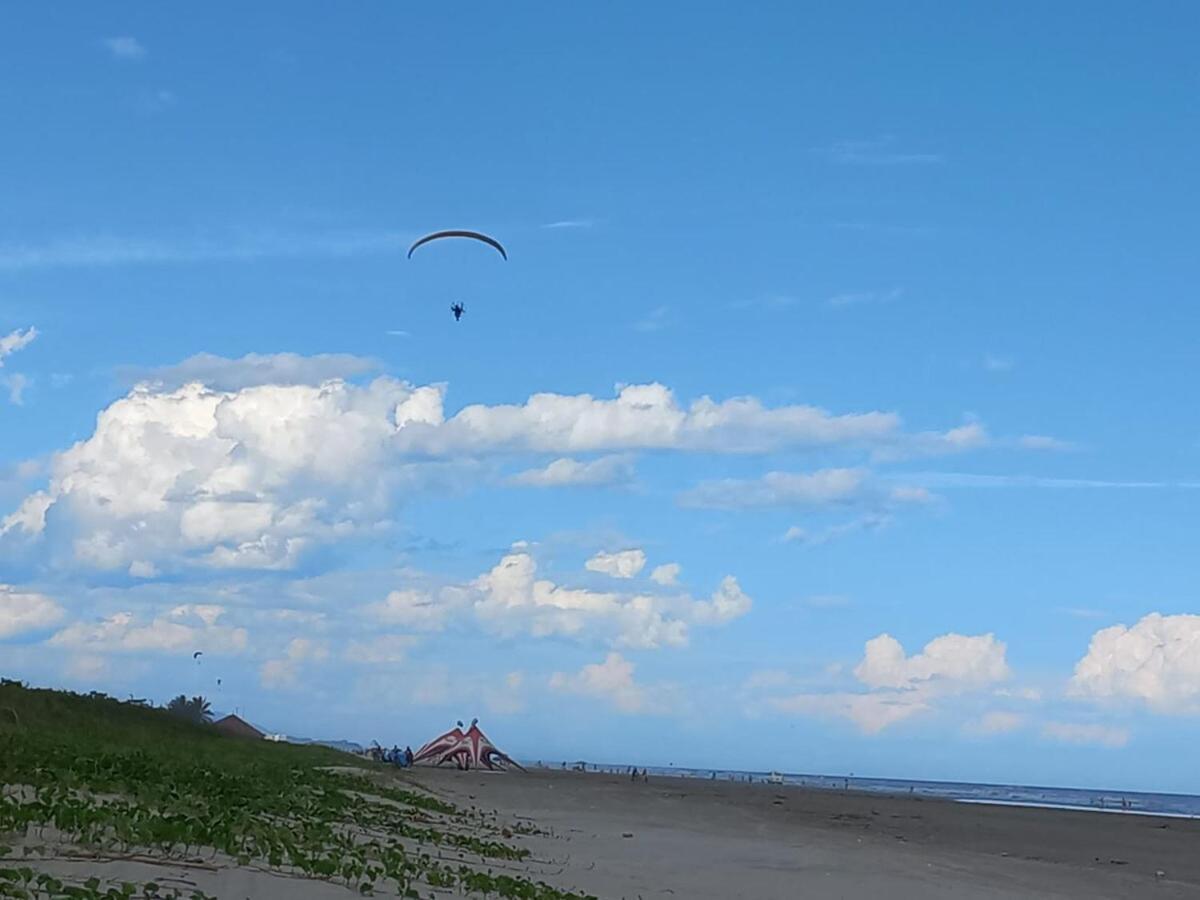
[[408, 767, 1200, 899], [14, 766, 1199, 898]]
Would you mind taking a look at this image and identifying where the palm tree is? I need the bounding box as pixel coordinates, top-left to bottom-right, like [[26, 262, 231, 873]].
[[166, 694, 213, 724]]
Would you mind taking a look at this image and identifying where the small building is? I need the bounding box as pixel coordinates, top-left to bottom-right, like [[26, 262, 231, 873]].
[[213, 714, 265, 740]]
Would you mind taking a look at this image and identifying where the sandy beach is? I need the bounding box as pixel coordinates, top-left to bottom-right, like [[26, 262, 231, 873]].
[[12, 762, 1200, 898], [407, 767, 1200, 899]]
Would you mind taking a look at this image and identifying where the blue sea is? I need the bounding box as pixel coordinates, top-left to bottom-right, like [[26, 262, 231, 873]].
[[532, 762, 1200, 819]]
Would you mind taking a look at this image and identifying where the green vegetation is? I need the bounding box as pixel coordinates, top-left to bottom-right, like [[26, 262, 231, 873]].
[[163, 696, 212, 726], [0, 868, 215, 900], [0, 680, 595, 900]]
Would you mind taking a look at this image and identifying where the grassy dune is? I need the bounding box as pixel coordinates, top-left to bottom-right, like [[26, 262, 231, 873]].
[[0, 680, 593, 900]]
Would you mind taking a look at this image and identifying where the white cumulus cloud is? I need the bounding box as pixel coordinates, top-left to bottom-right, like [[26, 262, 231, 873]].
[[0, 358, 998, 574], [691, 576, 752, 624], [471, 547, 749, 649], [393, 383, 900, 456], [1, 376, 441, 571], [473, 550, 682, 648], [0, 585, 65, 639], [355, 547, 747, 651], [1069, 613, 1200, 714], [585, 548, 646, 579], [854, 632, 1010, 690], [650, 563, 681, 586], [757, 630, 1010, 734]]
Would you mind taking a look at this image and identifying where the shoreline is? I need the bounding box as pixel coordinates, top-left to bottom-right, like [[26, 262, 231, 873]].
[[519, 761, 1200, 818], [953, 797, 1200, 819]]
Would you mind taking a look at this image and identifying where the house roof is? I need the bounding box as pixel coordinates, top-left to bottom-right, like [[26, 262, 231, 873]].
[[213, 714, 265, 740]]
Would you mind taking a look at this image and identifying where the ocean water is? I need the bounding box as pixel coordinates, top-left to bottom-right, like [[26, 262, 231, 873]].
[[533, 762, 1200, 818]]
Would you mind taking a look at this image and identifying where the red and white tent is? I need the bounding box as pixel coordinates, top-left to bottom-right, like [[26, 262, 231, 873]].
[[413, 719, 523, 771]]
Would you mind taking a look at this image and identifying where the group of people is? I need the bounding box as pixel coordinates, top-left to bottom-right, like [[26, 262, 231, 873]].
[[550, 761, 651, 781], [368, 744, 414, 767]]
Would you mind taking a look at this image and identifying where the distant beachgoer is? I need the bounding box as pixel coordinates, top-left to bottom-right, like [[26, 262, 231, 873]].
[[630, 767, 636, 781], [405, 746, 414, 767], [642, 769, 648, 783]]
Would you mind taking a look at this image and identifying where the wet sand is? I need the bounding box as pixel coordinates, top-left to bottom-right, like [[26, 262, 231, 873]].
[[409, 766, 1200, 899]]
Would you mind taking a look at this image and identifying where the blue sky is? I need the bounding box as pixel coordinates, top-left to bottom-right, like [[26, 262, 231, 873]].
[[2, 4, 1199, 792]]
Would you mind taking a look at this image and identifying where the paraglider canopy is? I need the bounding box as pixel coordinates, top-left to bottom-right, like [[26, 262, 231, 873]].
[[192, 651, 203, 660], [407, 230, 507, 261]]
